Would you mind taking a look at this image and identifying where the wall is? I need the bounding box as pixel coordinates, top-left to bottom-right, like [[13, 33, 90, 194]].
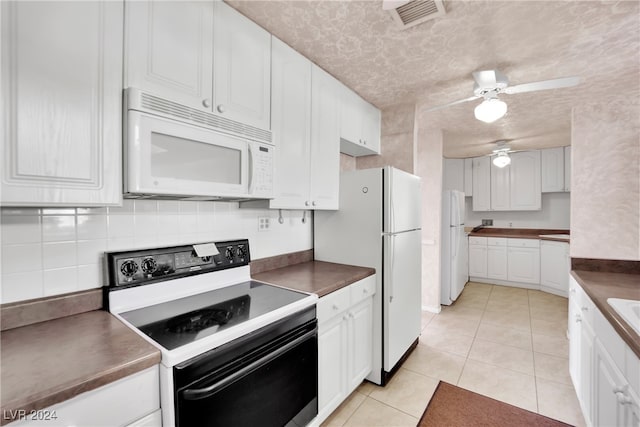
[[415, 124, 443, 313], [571, 98, 640, 260], [0, 201, 312, 304], [465, 193, 571, 229], [356, 103, 416, 173]]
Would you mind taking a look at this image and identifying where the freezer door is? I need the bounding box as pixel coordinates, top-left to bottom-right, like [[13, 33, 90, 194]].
[[450, 225, 468, 301], [450, 190, 465, 226], [384, 167, 422, 233], [383, 230, 422, 371]]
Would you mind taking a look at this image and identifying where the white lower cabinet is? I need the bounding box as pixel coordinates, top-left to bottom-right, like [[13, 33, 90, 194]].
[[506, 239, 540, 285], [12, 366, 160, 426], [540, 240, 570, 296], [468, 237, 488, 278], [569, 277, 640, 427], [316, 276, 375, 425], [487, 238, 507, 280]]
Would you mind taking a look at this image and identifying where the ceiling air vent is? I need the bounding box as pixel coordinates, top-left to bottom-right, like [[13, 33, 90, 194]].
[[383, 0, 446, 29]]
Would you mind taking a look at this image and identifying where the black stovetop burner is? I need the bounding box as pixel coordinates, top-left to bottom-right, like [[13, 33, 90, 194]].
[[164, 295, 250, 334]]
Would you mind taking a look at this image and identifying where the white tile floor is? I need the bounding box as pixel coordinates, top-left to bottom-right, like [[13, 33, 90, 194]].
[[321, 282, 586, 427]]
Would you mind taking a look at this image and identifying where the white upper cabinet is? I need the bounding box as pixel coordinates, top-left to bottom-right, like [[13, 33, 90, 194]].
[[339, 85, 381, 157], [125, 1, 213, 110], [125, 1, 271, 132], [213, 1, 271, 131], [509, 151, 541, 210], [265, 38, 339, 210], [541, 147, 565, 192], [443, 159, 465, 192], [472, 157, 491, 211], [309, 65, 341, 210], [1, 1, 123, 206], [490, 158, 511, 211], [564, 146, 571, 192]]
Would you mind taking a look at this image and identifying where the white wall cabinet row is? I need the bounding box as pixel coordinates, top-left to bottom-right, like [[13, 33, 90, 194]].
[[339, 84, 381, 157], [541, 147, 572, 192], [315, 276, 375, 426], [569, 278, 640, 427], [11, 367, 160, 427]]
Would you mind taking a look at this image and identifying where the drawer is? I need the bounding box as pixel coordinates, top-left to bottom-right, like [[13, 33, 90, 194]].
[[350, 275, 376, 305], [487, 238, 507, 246], [507, 238, 540, 248], [575, 283, 596, 326], [469, 236, 487, 246], [317, 286, 350, 323], [627, 346, 640, 397]]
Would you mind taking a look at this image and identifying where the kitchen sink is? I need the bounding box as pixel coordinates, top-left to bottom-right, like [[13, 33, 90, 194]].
[[607, 298, 640, 335]]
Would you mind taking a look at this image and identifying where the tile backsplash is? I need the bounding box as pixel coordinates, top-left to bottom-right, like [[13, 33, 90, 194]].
[[0, 200, 313, 304]]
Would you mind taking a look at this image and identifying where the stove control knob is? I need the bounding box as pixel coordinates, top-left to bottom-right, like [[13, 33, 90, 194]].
[[235, 247, 246, 259], [120, 260, 138, 277], [141, 257, 157, 274], [225, 248, 234, 261]]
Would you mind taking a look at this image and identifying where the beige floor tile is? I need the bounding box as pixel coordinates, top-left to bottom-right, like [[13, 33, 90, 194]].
[[481, 310, 532, 332], [421, 311, 436, 330], [419, 328, 475, 357], [491, 285, 530, 296], [484, 300, 531, 315], [468, 338, 535, 375], [487, 292, 530, 307], [356, 381, 377, 396], [528, 290, 568, 306], [475, 322, 533, 351], [368, 368, 439, 418], [438, 304, 484, 321], [531, 317, 568, 338], [457, 359, 538, 413], [321, 391, 366, 427], [532, 334, 570, 358], [343, 396, 418, 427], [453, 292, 489, 310], [425, 314, 481, 337], [530, 304, 569, 322], [466, 281, 493, 290], [402, 344, 466, 384], [534, 352, 572, 385], [536, 377, 586, 427]]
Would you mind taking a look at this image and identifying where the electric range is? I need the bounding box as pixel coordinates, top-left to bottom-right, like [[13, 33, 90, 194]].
[[105, 239, 318, 427]]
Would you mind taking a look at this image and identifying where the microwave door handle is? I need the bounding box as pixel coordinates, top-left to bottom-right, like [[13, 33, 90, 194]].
[[247, 144, 254, 194], [181, 329, 316, 401]]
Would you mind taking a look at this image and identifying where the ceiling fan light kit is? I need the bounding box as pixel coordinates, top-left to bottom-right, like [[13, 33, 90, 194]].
[[474, 97, 508, 123], [493, 151, 511, 168]]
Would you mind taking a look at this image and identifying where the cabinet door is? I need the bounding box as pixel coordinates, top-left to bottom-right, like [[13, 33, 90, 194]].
[[269, 37, 311, 209], [339, 85, 362, 146], [361, 101, 381, 154], [569, 298, 582, 391], [579, 321, 595, 425], [490, 158, 510, 211], [464, 158, 473, 196], [541, 147, 565, 192], [125, 0, 213, 110], [468, 245, 488, 278], [507, 247, 540, 284], [594, 340, 627, 427], [348, 298, 373, 391], [487, 246, 507, 280], [509, 151, 541, 210], [564, 146, 571, 191], [317, 316, 348, 420], [472, 157, 491, 211], [1, 1, 123, 206], [540, 241, 569, 294], [213, 2, 271, 130], [309, 65, 340, 210], [443, 159, 465, 192]]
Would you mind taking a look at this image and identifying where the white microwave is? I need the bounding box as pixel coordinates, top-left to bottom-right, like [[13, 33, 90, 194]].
[[124, 88, 274, 201]]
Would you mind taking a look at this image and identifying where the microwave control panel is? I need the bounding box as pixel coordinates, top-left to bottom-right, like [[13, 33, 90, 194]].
[[251, 142, 274, 198]]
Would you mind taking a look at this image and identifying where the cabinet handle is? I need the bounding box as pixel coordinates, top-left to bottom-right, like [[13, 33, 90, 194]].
[[581, 306, 588, 312], [349, 312, 355, 319], [332, 304, 339, 311], [616, 392, 632, 405], [342, 315, 349, 321], [575, 314, 581, 323], [570, 288, 576, 294], [363, 288, 368, 295], [202, 98, 211, 108], [217, 104, 226, 113], [305, 201, 310, 206], [363, 140, 367, 145], [312, 201, 316, 206], [613, 385, 627, 394]]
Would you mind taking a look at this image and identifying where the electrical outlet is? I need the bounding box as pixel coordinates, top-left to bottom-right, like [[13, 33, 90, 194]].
[[258, 217, 270, 232], [482, 219, 493, 226]]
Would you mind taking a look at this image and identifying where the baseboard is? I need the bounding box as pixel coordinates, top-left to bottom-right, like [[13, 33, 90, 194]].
[[422, 304, 441, 314]]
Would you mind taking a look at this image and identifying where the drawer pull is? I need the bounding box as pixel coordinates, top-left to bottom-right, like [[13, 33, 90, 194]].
[[363, 289, 369, 294], [332, 304, 339, 311]]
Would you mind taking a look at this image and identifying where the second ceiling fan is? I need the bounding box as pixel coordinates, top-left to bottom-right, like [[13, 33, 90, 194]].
[[426, 70, 580, 123]]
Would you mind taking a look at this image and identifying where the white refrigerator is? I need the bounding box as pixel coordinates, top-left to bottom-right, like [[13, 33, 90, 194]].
[[441, 190, 468, 305], [315, 167, 422, 386]]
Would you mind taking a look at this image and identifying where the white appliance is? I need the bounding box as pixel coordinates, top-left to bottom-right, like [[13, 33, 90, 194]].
[[315, 167, 422, 385], [124, 88, 274, 200], [441, 190, 468, 305]]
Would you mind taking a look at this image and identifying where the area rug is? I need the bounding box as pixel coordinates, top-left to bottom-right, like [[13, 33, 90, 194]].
[[417, 381, 573, 427]]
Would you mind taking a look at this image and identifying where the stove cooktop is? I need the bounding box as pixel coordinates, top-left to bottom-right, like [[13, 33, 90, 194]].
[[119, 280, 308, 350]]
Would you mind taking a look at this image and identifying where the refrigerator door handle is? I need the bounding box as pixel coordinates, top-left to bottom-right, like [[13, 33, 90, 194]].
[[452, 226, 458, 259], [389, 234, 395, 302]]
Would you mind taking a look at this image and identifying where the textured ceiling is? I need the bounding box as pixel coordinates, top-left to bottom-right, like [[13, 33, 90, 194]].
[[228, 0, 640, 157]]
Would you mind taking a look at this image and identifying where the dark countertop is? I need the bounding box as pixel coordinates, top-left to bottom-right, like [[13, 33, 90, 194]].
[[467, 227, 570, 242], [253, 260, 376, 297], [0, 310, 160, 425], [571, 270, 640, 358]]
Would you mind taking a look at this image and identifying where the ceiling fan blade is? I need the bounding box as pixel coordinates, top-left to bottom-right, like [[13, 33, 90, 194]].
[[503, 76, 580, 94], [472, 70, 508, 88], [423, 95, 480, 112]]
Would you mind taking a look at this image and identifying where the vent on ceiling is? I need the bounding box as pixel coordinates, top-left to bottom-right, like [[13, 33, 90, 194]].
[[384, 0, 446, 29]]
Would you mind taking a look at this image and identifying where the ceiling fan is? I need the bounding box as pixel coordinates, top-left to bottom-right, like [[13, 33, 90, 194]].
[[483, 140, 523, 168], [426, 70, 580, 123]]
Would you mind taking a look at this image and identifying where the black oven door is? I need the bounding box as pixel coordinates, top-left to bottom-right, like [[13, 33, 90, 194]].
[[174, 308, 318, 427]]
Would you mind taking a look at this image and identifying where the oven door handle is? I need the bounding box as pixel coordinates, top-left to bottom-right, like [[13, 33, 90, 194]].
[[182, 328, 316, 401]]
